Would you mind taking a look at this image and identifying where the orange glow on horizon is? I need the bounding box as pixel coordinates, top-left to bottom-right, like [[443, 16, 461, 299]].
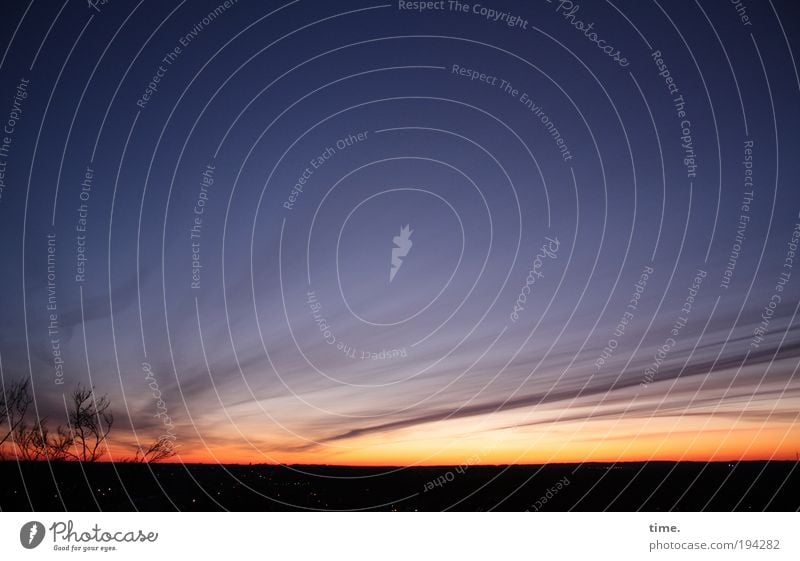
[[77, 418, 800, 466]]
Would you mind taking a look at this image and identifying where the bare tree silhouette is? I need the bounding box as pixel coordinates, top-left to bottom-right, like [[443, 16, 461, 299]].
[[131, 435, 177, 463], [2, 378, 178, 465], [12, 420, 74, 461], [0, 379, 33, 457], [13, 420, 50, 461], [63, 384, 113, 462], [47, 425, 73, 461]]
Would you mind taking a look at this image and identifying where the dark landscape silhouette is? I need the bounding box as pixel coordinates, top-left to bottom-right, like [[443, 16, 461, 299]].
[[1, 459, 798, 512]]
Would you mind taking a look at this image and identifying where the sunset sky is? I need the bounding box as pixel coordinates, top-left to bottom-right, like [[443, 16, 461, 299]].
[[0, 0, 799, 466]]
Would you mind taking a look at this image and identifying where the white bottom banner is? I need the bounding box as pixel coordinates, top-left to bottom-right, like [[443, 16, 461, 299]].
[[1, 512, 797, 560]]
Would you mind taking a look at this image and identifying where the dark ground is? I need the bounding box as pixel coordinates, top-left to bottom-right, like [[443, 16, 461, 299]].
[[1, 461, 797, 511]]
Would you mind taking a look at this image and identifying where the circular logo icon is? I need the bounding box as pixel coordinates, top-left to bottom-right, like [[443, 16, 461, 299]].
[[19, 521, 45, 549]]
